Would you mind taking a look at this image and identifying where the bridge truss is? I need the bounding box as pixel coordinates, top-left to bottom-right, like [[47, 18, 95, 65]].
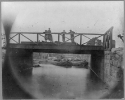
[[2, 27, 114, 51]]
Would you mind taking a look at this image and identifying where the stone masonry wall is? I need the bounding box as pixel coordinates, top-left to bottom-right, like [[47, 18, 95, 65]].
[[103, 48, 123, 88]]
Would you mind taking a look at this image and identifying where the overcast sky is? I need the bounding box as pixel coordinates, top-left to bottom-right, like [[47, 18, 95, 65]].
[[1, 1, 124, 47]]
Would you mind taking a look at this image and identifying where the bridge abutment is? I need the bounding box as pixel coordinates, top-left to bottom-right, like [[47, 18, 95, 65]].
[[9, 49, 33, 78], [102, 50, 123, 88], [91, 49, 123, 89], [90, 51, 104, 81]]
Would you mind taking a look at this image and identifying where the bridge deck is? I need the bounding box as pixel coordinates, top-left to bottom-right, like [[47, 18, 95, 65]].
[[9, 43, 104, 53]]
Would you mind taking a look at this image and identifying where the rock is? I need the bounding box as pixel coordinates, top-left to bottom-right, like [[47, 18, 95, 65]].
[[33, 64, 41, 67], [111, 47, 123, 55]]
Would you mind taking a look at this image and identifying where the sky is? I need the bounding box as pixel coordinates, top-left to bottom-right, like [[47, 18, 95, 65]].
[[1, 1, 124, 47]]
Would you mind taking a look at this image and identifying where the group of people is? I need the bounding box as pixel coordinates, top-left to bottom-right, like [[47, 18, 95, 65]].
[[44, 28, 53, 42], [61, 30, 75, 43], [44, 28, 75, 43]]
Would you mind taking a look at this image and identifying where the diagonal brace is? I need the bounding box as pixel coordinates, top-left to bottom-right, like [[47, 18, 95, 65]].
[[21, 33, 34, 42], [9, 33, 19, 40], [65, 34, 80, 42], [11, 38, 18, 43], [82, 35, 103, 45]]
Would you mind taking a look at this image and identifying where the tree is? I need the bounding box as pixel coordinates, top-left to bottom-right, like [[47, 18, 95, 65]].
[[118, 34, 124, 42]]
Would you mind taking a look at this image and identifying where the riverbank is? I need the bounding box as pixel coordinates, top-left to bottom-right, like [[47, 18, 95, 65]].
[[33, 59, 89, 69]]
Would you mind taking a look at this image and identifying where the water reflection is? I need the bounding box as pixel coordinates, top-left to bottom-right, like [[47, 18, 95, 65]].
[[19, 64, 109, 99]]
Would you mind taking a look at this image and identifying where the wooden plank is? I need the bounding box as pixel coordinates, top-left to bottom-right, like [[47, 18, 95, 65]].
[[11, 32, 104, 35], [37, 33, 39, 42], [9, 44, 104, 51], [80, 34, 82, 45], [58, 34, 60, 42], [19, 33, 20, 44]]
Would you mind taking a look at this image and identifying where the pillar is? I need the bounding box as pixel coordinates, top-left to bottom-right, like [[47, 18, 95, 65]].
[[9, 49, 33, 77], [90, 51, 104, 81]]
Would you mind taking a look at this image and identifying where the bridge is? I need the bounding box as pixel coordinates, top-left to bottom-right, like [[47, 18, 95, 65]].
[[3, 26, 116, 86], [3, 27, 114, 52]]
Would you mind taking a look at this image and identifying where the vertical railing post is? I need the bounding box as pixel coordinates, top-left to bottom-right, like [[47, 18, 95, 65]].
[[19, 33, 20, 44], [37, 33, 39, 43], [103, 34, 105, 47], [58, 33, 60, 42], [80, 34, 82, 45]]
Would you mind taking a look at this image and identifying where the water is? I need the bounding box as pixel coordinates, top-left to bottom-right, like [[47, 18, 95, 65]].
[[32, 64, 89, 99], [18, 64, 109, 99]]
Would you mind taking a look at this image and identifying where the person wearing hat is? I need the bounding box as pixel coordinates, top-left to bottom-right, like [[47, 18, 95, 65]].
[[47, 28, 53, 42]]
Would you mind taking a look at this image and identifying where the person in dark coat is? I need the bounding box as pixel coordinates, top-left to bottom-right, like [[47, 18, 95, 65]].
[[48, 28, 53, 42], [61, 30, 66, 42], [69, 30, 75, 43], [44, 28, 53, 42]]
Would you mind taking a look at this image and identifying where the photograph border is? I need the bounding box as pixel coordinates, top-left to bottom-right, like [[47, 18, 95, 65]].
[[0, 0, 124, 100]]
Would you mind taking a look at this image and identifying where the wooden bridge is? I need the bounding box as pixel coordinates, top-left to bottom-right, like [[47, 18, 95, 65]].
[[2, 26, 115, 85], [2, 27, 115, 53]]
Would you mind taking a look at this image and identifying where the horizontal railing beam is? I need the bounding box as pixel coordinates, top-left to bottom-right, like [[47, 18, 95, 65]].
[[11, 32, 104, 35]]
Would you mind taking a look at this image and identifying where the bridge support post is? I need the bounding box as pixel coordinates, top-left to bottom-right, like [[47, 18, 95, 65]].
[[18, 33, 20, 44], [37, 33, 39, 42], [80, 34, 82, 45], [91, 49, 123, 89], [58, 34, 60, 42], [90, 51, 104, 81]]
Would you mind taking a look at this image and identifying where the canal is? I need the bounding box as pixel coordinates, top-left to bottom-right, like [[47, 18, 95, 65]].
[[16, 64, 110, 99]]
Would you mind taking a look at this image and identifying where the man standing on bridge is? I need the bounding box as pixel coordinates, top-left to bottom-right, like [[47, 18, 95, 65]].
[[69, 30, 75, 43], [48, 28, 51, 34], [61, 30, 66, 42], [47, 28, 53, 42]]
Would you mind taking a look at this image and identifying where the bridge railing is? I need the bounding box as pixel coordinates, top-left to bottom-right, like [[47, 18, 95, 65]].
[[103, 27, 114, 50], [8, 32, 104, 46]]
